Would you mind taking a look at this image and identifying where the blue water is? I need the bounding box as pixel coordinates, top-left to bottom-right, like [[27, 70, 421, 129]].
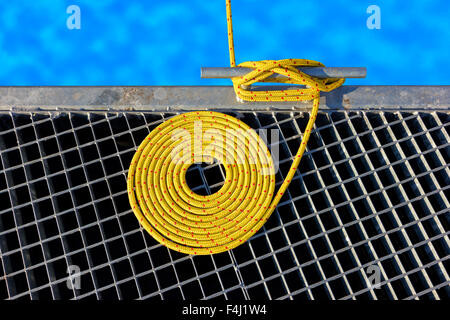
[[0, 0, 448, 86]]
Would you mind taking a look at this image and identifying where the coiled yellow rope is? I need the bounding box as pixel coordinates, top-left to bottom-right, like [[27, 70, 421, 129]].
[[127, 0, 344, 255]]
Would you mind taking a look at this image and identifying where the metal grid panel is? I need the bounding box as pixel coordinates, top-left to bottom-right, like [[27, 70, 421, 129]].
[[0, 110, 449, 300]]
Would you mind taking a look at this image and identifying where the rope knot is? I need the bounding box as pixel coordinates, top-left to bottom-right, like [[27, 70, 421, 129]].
[[231, 59, 345, 102]]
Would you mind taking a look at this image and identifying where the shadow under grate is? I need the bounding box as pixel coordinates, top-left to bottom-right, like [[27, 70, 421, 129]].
[[0, 110, 449, 300]]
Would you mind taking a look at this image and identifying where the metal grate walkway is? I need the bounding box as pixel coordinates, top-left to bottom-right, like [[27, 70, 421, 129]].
[[0, 107, 448, 300]]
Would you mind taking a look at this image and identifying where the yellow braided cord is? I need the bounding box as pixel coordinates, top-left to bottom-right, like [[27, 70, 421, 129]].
[[127, 0, 345, 255], [226, 0, 344, 102]]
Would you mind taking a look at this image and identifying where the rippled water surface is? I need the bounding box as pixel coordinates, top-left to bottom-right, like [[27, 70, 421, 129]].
[[0, 0, 448, 85]]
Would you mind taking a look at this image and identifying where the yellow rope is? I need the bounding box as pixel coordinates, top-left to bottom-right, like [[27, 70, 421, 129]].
[[225, 0, 344, 101], [127, 0, 345, 255]]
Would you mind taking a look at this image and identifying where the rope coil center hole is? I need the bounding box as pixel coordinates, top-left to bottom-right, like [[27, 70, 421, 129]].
[[185, 161, 226, 196]]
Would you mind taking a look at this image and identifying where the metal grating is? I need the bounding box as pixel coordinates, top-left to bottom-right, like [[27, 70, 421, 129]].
[[0, 110, 449, 300]]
